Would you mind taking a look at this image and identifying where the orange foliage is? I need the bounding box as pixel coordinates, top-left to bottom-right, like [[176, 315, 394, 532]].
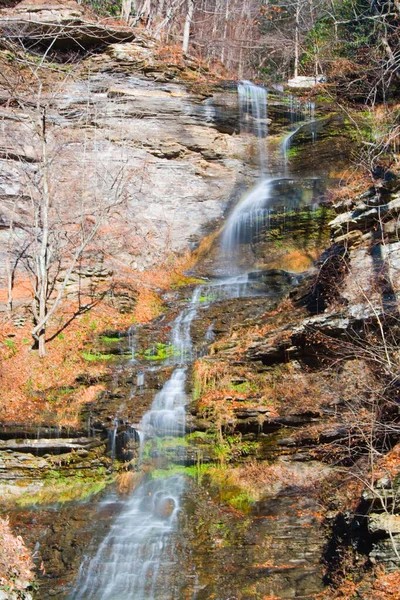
[[0, 517, 34, 592], [133, 288, 163, 323], [371, 571, 400, 600], [0, 297, 133, 427], [374, 443, 400, 480], [267, 248, 319, 272], [327, 168, 371, 205], [0, 241, 205, 426], [318, 569, 400, 599]]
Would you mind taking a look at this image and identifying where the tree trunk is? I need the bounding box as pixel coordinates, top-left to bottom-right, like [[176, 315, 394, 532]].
[[220, 0, 229, 63], [154, 0, 180, 39], [141, 0, 151, 25], [121, 0, 132, 23], [157, 0, 165, 18], [38, 329, 46, 358], [182, 0, 194, 54], [5, 199, 16, 315], [294, 0, 301, 78], [32, 111, 50, 358]]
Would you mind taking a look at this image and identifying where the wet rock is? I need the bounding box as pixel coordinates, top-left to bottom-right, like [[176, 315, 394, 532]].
[[247, 268, 305, 294], [154, 497, 176, 519]]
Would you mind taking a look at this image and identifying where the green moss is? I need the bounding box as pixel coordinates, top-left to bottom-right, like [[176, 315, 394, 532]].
[[198, 465, 256, 513], [99, 335, 120, 343], [186, 431, 214, 442], [2, 339, 17, 356], [315, 94, 332, 102], [231, 381, 257, 393], [82, 351, 115, 361], [149, 461, 256, 513], [286, 145, 300, 159], [141, 343, 179, 361], [46, 386, 75, 403], [150, 465, 189, 479], [171, 275, 206, 289], [16, 472, 112, 506]]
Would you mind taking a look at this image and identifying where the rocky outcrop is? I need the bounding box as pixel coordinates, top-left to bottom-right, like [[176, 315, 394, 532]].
[[362, 471, 400, 571], [0, 0, 135, 49], [329, 170, 400, 313], [0, 515, 34, 600]]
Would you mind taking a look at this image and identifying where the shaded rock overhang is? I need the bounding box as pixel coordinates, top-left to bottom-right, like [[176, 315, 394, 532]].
[[0, 0, 135, 50]]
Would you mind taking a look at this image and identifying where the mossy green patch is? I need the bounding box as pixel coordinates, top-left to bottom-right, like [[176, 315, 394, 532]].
[[16, 472, 113, 506], [82, 351, 116, 361], [99, 335, 121, 343], [170, 275, 206, 289], [286, 145, 300, 159], [140, 343, 180, 361]]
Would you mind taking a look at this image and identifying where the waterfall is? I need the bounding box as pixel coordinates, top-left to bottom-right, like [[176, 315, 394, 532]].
[[171, 286, 201, 364], [73, 370, 187, 600], [136, 371, 145, 389], [70, 289, 201, 600], [238, 80, 268, 173], [69, 82, 321, 600], [282, 97, 317, 172], [220, 82, 271, 266], [107, 418, 119, 460], [220, 87, 319, 268], [221, 178, 274, 257]]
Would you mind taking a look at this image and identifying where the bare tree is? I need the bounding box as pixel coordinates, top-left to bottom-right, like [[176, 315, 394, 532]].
[[0, 51, 132, 356], [182, 0, 195, 53], [121, 0, 133, 23]]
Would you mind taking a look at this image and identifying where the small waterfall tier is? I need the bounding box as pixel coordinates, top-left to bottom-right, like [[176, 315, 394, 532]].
[[238, 80, 268, 172], [218, 84, 320, 275], [70, 288, 203, 600], [221, 178, 274, 254], [73, 369, 187, 600]]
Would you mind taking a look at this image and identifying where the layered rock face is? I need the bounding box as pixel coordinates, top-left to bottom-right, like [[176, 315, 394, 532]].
[[0, 0, 135, 48], [0, 2, 249, 307], [329, 174, 400, 316]]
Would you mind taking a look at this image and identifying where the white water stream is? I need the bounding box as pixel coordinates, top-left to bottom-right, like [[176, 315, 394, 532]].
[[71, 288, 200, 600], [238, 80, 268, 173], [74, 374, 187, 600]]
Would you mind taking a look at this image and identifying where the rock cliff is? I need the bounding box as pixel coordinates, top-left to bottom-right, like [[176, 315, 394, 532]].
[[0, 1, 250, 310]]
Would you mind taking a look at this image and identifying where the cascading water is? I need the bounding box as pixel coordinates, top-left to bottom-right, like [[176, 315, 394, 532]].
[[220, 82, 273, 273], [221, 87, 319, 271], [107, 418, 119, 460], [221, 178, 273, 255], [128, 326, 136, 361], [171, 286, 201, 364], [70, 289, 201, 600], [238, 80, 268, 173], [282, 97, 317, 172], [136, 371, 145, 389], [73, 372, 187, 600]]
